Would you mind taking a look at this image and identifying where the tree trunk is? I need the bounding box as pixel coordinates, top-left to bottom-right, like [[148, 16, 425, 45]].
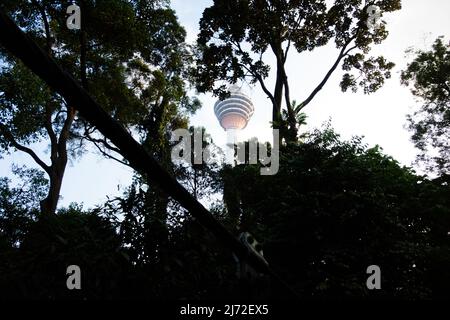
[[273, 60, 284, 128], [271, 41, 296, 143], [39, 160, 67, 215], [39, 106, 74, 216]]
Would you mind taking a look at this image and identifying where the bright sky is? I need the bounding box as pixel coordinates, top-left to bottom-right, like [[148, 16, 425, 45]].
[[0, 0, 449, 210]]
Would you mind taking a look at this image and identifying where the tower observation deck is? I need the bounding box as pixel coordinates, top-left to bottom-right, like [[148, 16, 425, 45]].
[[214, 85, 254, 130]]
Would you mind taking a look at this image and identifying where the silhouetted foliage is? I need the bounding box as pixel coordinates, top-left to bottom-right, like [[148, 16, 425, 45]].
[[222, 126, 450, 299], [194, 0, 400, 141], [401, 37, 450, 176], [1, 0, 449, 302], [0, 0, 197, 215], [1, 126, 449, 299]]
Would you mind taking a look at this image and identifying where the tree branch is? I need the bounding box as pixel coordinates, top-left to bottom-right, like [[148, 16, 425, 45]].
[[44, 105, 58, 162], [239, 62, 275, 105], [79, 0, 88, 89], [282, 66, 295, 122], [299, 38, 358, 111], [232, 41, 276, 104], [254, 68, 276, 105], [283, 11, 303, 63], [0, 124, 50, 173], [91, 138, 133, 169], [59, 106, 75, 142], [87, 135, 122, 155], [31, 0, 52, 54], [284, 39, 291, 63]]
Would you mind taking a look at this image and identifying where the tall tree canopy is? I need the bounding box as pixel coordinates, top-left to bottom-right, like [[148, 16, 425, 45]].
[[2, 125, 449, 299], [401, 37, 450, 176], [221, 126, 450, 298], [0, 0, 198, 215], [194, 0, 400, 142]]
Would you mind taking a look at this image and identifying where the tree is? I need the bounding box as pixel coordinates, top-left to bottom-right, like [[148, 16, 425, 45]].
[[101, 126, 222, 268], [1, 123, 449, 299], [0, 55, 77, 216], [1, 6, 278, 293], [114, 57, 201, 266], [221, 124, 450, 298], [177, 127, 222, 201], [0, 166, 47, 247], [401, 37, 450, 176], [194, 0, 400, 142], [0, 204, 131, 299], [0, 0, 195, 215]]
